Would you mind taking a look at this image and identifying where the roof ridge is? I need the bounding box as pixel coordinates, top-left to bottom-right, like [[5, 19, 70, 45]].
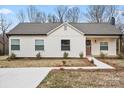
[[19, 22, 62, 24], [19, 22, 110, 24], [70, 22, 110, 24]]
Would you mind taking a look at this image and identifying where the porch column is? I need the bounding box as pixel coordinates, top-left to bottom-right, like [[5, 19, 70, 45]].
[[118, 38, 121, 54]]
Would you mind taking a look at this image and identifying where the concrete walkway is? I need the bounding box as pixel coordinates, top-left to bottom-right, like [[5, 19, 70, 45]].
[[0, 68, 51, 88], [87, 56, 114, 69]]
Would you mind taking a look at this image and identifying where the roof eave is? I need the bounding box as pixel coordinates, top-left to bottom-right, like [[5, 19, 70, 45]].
[[84, 34, 122, 36], [6, 34, 47, 37]]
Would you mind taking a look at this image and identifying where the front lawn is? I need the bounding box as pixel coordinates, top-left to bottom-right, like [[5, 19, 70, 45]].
[[99, 59, 124, 69], [0, 58, 95, 68], [38, 69, 124, 88]]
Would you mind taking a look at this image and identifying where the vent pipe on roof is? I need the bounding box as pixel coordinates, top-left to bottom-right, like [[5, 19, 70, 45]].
[[110, 17, 115, 25]]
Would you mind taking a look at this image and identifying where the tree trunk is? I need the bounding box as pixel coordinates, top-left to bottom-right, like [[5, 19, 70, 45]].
[[2, 31, 5, 55]]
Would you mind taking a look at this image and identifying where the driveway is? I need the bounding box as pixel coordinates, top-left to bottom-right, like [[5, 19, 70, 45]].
[[0, 68, 51, 88]]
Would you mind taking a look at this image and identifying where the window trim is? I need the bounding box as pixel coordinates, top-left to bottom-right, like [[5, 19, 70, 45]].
[[100, 42, 108, 51], [61, 40, 70, 51], [11, 39, 20, 51], [35, 39, 44, 51]]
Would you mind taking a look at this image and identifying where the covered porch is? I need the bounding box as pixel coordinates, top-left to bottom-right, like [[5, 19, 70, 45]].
[[85, 36, 121, 57]]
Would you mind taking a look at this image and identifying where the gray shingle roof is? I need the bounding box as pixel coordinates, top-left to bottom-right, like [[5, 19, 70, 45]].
[[70, 23, 122, 35], [8, 23, 61, 35], [7, 23, 122, 36]]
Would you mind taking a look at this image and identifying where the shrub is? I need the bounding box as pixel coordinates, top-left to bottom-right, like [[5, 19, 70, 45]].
[[63, 52, 68, 59], [79, 52, 83, 58], [36, 52, 41, 59], [10, 53, 16, 59], [90, 59, 94, 64], [7, 53, 16, 60], [59, 68, 65, 70], [100, 52, 105, 58], [62, 60, 66, 66], [6, 57, 11, 61]]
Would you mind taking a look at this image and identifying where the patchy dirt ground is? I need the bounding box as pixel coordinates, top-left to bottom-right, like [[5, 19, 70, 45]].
[[38, 69, 124, 88], [0, 58, 95, 68], [99, 59, 124, 69]]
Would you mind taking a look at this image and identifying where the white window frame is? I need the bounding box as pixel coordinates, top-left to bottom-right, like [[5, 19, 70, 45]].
[[61, 40, 70, 51], [11, 39, 20, 51], [35, 40, 44, 51]]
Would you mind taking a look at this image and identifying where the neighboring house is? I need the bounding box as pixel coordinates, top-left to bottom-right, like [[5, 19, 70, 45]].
[[0, 34, 8, 55], [7, 22, 122, 58]]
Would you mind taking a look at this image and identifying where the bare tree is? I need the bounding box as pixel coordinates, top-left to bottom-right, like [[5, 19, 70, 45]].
[[106, 5, 118, 22], [55, 6, 68, 23], [48, 14, 58, 23], [16, 10, 26, 23], [117, 12, 124, 54], [84, 5, 117, 23], [35, 12, 47, 23], [65, 7, 80, 23], [40, 12, 47, 23], [27, 6, 47, 23], [0, 14, 12, 55], [27, 5, 38, 22], [84, 5, 106, 23]]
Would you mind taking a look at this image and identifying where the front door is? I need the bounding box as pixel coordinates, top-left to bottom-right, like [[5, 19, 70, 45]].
[[86, 40, 91, 55]]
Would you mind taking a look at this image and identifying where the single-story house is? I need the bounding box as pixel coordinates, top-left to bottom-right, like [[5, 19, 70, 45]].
[[7, 22, 122, 58]]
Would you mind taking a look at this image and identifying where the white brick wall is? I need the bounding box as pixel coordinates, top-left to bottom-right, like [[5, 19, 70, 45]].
[[9, 25, 86, 58]]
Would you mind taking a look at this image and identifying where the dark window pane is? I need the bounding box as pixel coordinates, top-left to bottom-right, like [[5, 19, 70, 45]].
[[61, 40, 70, 44], [61, 46, 70, 50], [11, 45, 20, 50], [61, 40, 70, 51], [35, 45, 44, 50], [100, 42, 108, 50], [100, 46, 108, 50]]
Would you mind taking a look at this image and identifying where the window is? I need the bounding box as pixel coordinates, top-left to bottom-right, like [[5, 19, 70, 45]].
[[35, 40, 44, 51], [100, 42, 108, 50], [61, 40, 70, 51], [11, 39, 20, 50]]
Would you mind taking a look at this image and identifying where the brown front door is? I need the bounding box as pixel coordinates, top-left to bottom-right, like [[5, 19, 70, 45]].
[[86, 40, 91, 55]]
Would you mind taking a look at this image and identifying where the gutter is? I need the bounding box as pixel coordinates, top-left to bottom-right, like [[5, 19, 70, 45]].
[[84, 34, 122, 36]]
